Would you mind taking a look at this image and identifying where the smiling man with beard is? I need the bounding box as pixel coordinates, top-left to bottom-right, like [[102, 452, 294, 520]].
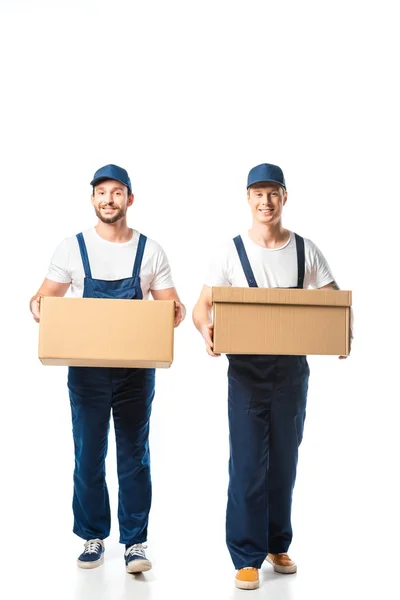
[[30, 164, 185, 574], [193, 163, 350, 591]]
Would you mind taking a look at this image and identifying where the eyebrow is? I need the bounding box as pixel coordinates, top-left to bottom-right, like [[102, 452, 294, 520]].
[[253, 186, 279, 192], [96, 186, 124, 192]]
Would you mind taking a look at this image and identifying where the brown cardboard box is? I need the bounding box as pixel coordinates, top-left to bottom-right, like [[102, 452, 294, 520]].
[[212, 287, 352, 356], [39, 297, 175, 368]]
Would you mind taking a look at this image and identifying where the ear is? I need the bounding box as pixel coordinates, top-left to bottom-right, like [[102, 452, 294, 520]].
[[91, 194, 95, 207], [283, 191, 288, 206], [127, 193, 134, 207]]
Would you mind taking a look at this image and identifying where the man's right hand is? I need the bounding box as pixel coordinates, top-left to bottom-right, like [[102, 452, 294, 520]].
[[30, 297, 40, 323], [192, 285, 221, 357], [200, 323, 221, 357], [29, 280, 71, 324]]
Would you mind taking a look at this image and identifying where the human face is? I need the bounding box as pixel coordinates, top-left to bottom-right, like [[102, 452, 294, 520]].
[[247, 183, 287, 226], [91, 179, 133, 224]]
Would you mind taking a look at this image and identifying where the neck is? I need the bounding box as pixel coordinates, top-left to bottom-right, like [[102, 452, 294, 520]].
[[95, 219, 133, 243], [248, 222, 289, 248]]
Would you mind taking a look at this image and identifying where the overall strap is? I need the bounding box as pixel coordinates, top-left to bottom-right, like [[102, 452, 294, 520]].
[[76, 233, 92, 279], [132, 234, 147, 278], [294, 233, 305, 289], [233, 235, 258, 287]]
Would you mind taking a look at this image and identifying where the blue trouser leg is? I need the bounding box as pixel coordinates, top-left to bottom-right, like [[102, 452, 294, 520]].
[[226, 362, 271, 569], [267, 358, 308, 553], [68, 367, 112, 541], [111, 367, 155, 546], [226, 356, 309, 569]]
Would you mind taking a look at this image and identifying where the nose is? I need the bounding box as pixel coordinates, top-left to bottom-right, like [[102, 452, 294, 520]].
[[102, 192, 113, 204]]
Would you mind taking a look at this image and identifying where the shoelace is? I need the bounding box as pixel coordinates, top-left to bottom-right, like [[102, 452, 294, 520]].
[[83, 540, 102, 555], [125, 543, 147, 558]]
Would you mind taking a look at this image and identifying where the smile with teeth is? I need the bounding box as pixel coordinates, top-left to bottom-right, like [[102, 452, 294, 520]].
[[259, 208, 274, 213]]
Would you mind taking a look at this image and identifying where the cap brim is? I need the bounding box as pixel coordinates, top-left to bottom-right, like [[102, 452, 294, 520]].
[[91, 176, 131, 192], [247, 178, 286, 189]]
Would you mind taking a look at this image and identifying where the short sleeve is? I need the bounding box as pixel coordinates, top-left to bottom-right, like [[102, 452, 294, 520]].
[[149, 247, 175, 290], [46, 240, 72, 283], [309, 244, 335, 288]]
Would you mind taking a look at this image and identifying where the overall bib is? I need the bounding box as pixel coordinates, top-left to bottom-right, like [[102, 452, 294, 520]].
[[67, 232, 155, 546], [226, 234, 310, 569]]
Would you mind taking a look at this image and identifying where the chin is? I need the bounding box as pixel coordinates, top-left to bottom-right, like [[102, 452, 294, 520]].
[[97, 210, 124, 224], [100, 215, 122, 224]]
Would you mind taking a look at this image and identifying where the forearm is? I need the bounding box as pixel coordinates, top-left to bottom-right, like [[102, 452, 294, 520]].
[[192, 295, 219, 356], [192, 301, 212, 332]]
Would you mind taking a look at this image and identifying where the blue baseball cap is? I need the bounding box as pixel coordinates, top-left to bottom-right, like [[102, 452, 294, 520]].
[[90, 164, 132, 193], [247, 163, 286, 189]]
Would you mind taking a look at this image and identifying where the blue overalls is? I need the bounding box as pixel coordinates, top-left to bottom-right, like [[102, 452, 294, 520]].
[[67, 232, 155, 546], [226, 233, 310, 569]]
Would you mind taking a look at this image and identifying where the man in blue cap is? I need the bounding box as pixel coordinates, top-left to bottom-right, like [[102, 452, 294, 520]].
[[193, 163, 349, 590], [30, 164, 185, 573]]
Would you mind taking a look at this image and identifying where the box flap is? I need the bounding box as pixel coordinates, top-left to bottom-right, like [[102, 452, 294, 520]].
[[212, 287, 352, 307]]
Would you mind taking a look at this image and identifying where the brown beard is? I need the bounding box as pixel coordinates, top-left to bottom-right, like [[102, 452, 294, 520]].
[[95, 205, 127, 224]]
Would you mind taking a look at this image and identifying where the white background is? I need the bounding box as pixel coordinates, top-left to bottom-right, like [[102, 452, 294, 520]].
[[1, 1, 399, 599]]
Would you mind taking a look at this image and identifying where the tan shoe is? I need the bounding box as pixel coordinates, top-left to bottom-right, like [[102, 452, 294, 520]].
[[235, 567, 260, 590], [266, 553, 297, 574]]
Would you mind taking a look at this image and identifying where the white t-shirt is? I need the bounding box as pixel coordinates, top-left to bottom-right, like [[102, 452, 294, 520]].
[[205, 231, 334, 289], [46, 227, 175, 299]]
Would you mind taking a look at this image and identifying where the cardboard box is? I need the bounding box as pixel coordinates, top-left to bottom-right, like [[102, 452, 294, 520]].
[[39, 297, 175, 368], [212, 287, 352, 356]]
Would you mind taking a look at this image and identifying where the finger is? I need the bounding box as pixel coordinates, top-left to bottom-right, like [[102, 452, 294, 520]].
[[31, 300, 40, 318], [206, 347, 220, 357], [206, 343, 221, 357]]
